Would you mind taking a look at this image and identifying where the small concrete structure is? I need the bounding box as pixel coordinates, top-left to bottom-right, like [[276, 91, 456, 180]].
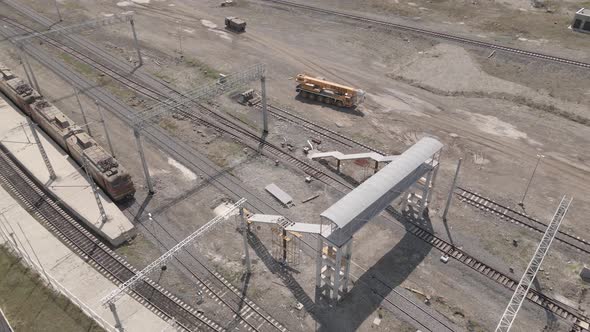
[[265, 183, 294, 207], [572, 8, 590, 34], [0, 95, 134, 246], [0, 186, 169, 331]]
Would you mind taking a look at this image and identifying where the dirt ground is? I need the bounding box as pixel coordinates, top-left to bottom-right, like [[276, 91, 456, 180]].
[[1, 0, 590, 331]]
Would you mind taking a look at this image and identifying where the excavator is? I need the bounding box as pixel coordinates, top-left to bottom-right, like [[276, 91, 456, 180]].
[[295, 74, 365, 108]]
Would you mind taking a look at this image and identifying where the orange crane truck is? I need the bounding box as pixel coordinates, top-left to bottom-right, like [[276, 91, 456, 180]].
[[295, 74, 365, 108]]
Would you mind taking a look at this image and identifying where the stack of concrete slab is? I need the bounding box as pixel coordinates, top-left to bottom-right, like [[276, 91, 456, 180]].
[[0, 95, 134, 246]]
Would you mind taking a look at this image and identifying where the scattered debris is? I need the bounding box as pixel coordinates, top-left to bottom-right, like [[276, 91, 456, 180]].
[[372, 316, 382, 327], [488, 50, 496, 58], [294, 302, 304, 310], [237, 89, 261, 105], [513, 239, 519, 247], [440, 255, 449, 263], [301, 193, 320, 204], [305, 176, 312, 183], [220, 0, 235, 7], [406, 287, 432, 304]]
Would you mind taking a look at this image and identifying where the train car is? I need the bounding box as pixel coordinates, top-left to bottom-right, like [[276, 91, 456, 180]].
[[66, 132, 135, 201], [0, 68, 41, 116], [31, 100, 83, 150], [0, 61, 135, 201]]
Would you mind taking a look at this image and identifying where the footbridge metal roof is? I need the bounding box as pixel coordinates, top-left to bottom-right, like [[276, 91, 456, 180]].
[[320, 137, 443, 246]]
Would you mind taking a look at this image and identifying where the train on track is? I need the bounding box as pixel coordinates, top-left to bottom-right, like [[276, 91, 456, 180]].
[[0, 62, 135, 201]]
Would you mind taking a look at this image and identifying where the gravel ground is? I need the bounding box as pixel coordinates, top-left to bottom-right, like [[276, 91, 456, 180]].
[[1, 0, 589, 331]]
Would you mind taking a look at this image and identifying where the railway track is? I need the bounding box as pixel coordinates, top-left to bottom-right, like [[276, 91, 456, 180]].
[[379, 207, 590, 331], [0, 22, 294, 332], [180, 104, 353, 192], [0, 146, 223, 332], [456, 187, 590, 255], [261, 0, 590, 70], [0, 18, 353, 192], [126, 199, 290, 332], [254, 103, 387, 155], [2, 12, 588, 331]]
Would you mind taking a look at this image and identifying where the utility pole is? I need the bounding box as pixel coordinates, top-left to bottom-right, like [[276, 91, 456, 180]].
[[73, 88, 92, 136], [82, 153, 108, 223], [96, 100, 115, 157], [260, 75, 268, 133], [134, 128, 154, 194], [26, 117, 56, 181], [53, 0, 63, 22], [443, 158, 462, 222], [177, 20, 183, 57], [495, 196, 572, 332], [129, 19, 143, 68], [18, 48, 41, 94], [519, 154, 544, 207], [240, 207, 251, 273]]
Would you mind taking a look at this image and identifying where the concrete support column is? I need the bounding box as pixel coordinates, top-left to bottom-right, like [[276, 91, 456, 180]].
[[282, 228, 288, 263], [341, 239, 353, 293], [419, 169, 434, 218], [134, 128, 154, 194], [260, 76, 268, 133], [427, 154, 441, 204], [332, 244, 343, 301], [315, 236, 323, 289]]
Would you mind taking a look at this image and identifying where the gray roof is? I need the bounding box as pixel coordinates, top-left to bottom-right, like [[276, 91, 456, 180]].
[[320, 137, 442, 245]]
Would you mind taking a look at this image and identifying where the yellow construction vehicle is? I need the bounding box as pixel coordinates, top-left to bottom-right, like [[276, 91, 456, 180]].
[[295, 74, 365, 108]]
